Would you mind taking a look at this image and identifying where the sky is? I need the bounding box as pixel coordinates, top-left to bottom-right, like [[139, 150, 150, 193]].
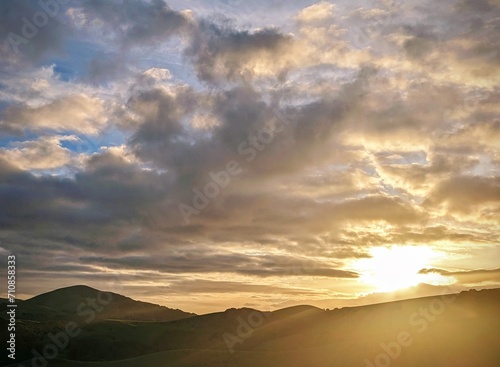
[[0, 0, 499, 314]]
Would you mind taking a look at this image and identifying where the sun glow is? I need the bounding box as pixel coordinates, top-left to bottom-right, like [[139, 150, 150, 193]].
[[355, 246, 451, 292]]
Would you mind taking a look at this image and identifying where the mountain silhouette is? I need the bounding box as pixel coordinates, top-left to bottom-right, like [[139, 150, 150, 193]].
[[9, 285, 195, 323]]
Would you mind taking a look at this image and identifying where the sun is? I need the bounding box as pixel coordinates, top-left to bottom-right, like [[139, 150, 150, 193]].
[[354, 246, 447, 292]]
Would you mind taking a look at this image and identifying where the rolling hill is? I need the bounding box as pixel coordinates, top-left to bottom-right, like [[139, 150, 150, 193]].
[[7, 285, 195, 323], [2, 286, 499, 367]]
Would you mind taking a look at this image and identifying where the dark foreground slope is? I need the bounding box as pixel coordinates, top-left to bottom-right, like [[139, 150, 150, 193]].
[[3, 287, 500, 367]]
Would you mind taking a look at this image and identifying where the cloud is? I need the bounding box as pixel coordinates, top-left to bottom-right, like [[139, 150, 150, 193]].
[[0, 148, 166, 233], [327, 195, 422, 224], [349, 7, 391, 21], [79, 252, 358, 278], [443, 119, 500, 152], [419, 267, 500, 276], [160, 279, 322, 295], [76, 0, 189, 49], [0, 135, 78, 170], [85, 53, 133, 85], [184, 20, 292, 83], [0, 94, 108, 135], [140, 67, 172, 82], [455, 0, 494, 12], [425, 175, 500, 214], [374, 152, 480, 195], [0, 0, 68, 66], [402, 32, 437, 60], [1, 0, 499, 309], [372, 0, 500, 87], [419, 267, 500, 284], [128, 67, 373, 189], [60, 0, 191, 84], [294, 1, 335, 24]]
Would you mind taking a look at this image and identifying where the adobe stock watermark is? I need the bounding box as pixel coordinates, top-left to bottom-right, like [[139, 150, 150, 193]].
[[178, 108, 292, 224], [222, 309, 271, 353], [364, 289, 457, 367], [7, 0, 69, 55]]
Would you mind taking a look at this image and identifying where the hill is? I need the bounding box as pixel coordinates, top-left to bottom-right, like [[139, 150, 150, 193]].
[[12, 285, 195, 323], [2, 287, 499, 367]]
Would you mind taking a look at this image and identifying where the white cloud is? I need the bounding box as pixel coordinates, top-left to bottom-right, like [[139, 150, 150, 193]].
[[0, 135, 78, 170], [0, 94, 108, 135], [295, 1, 336, 24]]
